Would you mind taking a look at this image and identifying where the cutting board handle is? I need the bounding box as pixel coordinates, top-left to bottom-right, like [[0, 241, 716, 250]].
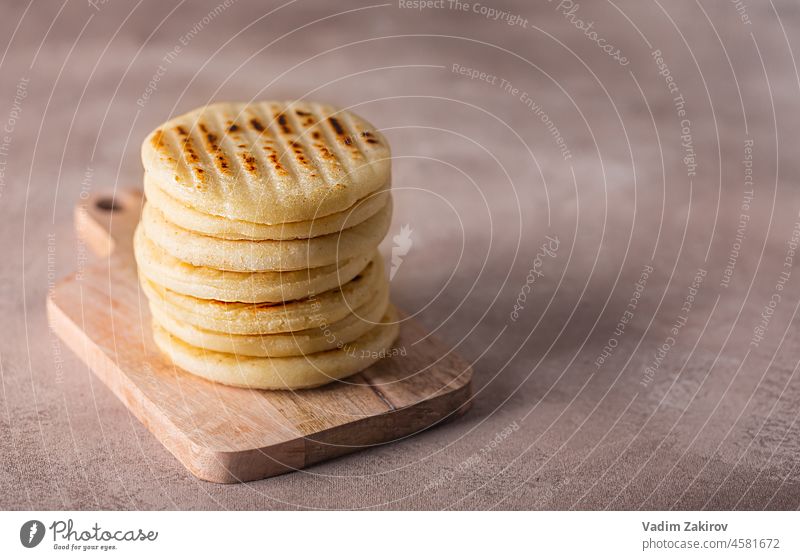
[[75, 188, 142, 258]]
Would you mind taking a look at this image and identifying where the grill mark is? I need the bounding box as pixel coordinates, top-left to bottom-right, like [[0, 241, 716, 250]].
[[190, 129, 215, 186], [217, 109, 250, 179], [360, 131, 380, 144], [198, 122, 218, 150], [272, 108, 309, 171], [170, 124, 210, 184], [241, 104, 288, 179], [208, 109, 254, 194], [241, 152, 258, 173], [173, 125, 198, 164], [197, 116, 233, 177], [276, 112, 292, 135], [309, 105, 357, 181], [340, 112, 380, 175], [249, 117, 265, 132], [333, 111, 368, 162], [254, 103, 305, 189], [328, 116, 345, 135], [301, 111, 343, 180], [283, 107, 333, 185], [150, 128, 167, 153], [227, 106, 284, 186], [150, 128, 178, 171], [344, 113, 382, 150]]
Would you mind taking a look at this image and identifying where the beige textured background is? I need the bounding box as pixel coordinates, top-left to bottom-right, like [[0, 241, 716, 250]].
[[2, 0, 800, 509]]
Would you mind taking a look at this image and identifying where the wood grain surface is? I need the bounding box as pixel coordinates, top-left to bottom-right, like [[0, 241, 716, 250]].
[[47, 189, 472, 483]]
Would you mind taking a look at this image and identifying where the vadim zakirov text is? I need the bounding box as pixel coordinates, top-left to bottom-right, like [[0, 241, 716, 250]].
[[642, 520, 728, 532], [48, 519, 158, 547]]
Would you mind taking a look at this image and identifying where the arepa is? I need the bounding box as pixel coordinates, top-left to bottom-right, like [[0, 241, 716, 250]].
[[153, 306, 400, 390], [143, 173, 390, 241], [149, 286, 389, 358], [141, 100, 391, 224], [134, 225, 372, 303], [139, 254, 386, 334], [140, 196, 392, 271]]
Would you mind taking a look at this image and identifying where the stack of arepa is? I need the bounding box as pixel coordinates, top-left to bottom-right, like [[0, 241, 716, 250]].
[[133, 100, 398, 390]]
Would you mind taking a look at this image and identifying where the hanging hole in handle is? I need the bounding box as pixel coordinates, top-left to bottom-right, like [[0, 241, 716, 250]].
[[96, 197, 121, 212]]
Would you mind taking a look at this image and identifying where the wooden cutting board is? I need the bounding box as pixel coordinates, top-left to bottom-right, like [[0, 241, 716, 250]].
[[47, 189, 473, 483]]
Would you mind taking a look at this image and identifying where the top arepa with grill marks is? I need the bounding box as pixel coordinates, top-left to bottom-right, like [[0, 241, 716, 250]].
[[141, 100, 391, 224]]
